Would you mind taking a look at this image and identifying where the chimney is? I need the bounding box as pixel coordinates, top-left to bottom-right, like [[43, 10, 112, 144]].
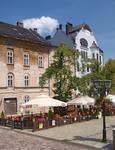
[[45, 35, 51, 40], [16, 21, 23, 28], [33, 28, 37, 33], [66, 22, 73, 35], [59, 24, 62, 30]]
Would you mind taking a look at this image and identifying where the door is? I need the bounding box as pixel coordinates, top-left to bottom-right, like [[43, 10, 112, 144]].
[[4, 98, 17, 115]]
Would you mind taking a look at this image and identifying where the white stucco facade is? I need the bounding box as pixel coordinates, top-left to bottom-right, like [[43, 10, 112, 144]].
[[49, 23, 104, 78], [70, 27, 104, 78]]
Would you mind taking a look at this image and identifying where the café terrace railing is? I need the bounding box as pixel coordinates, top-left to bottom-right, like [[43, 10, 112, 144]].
[[0, 112, 98, 131]]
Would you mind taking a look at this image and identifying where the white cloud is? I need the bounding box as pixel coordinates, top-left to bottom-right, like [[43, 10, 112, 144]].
[[22, 16, 59, 37]]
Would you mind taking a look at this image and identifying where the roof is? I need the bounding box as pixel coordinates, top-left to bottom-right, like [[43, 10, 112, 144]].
[[99, 48, 104, 53], [48, 29, 74, 48], [0, 21, 50, 46], [68, 23, 92, 34]]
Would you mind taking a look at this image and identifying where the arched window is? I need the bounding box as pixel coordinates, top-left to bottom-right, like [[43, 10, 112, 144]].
[[24, 74, 29, 87], [80, 38, 88, 48], [24, 95, 30, 103], [7, 73, 14, 87]]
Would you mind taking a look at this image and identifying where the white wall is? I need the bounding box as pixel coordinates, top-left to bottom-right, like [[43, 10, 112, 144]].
[[74, 28, 103, 78]]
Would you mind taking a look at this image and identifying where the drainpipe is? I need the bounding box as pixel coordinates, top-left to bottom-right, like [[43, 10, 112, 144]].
[[48, 48, 50, 96]]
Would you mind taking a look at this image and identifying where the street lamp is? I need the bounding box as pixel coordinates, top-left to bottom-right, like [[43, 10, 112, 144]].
[[93, 79, 111, 142]]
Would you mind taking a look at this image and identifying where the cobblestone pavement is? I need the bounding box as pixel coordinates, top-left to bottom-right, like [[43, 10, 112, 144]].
[[0, 116, 114, 150], [36, 116, 115, 149], [0, 128, 91, 150]]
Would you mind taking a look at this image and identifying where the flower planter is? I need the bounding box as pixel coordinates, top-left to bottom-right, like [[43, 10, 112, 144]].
[[39, 123, 43, 129], [98, 111, 102, 119]]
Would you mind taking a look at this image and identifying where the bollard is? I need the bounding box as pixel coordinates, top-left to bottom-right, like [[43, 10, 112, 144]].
[[21, 116, 24, 130], [12, 118, 15, 129], [32, 117, 36, 132], [113, 128, 115, 149], [44, 119, 48, 129]]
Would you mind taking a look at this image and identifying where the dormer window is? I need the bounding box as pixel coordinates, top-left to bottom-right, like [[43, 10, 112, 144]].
[[80, 38, 88, 48], [7, 48, 14, 64]]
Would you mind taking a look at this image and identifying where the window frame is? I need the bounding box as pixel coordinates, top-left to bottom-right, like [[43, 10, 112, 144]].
[[82, 63, 85, 72], [96, 53, 99, 61], [87, 66, 90, 72], [24, 95, 30, 103], [92, 53, 95, 59], [81, 51, 88, 60], [80, 38, 88, 48], [24, 74, 29, 87], [38, 55, 44, 68], [100, 55, 102, 64], [7, 73, 14, 87], [7, 48, 14, 64], [23, 53, 29, 66]]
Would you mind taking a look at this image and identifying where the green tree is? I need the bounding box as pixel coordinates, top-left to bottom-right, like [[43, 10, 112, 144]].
[[102, 59, 115, 94], [77, 60, 104, 97], [39, 44, 79, 102], [77, 59, 114, 105]]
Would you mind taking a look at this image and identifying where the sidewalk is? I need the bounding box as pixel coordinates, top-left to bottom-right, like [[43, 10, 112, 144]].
[[1, 116, 114, 150]]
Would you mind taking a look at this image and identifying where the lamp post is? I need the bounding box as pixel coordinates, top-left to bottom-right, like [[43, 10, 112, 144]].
[[93, 79, 111, 142]]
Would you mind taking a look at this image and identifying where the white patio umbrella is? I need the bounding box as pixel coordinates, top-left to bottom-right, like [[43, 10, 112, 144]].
[[84, 95, 95, 105], [22, 95, 67, 108], [106, 94, 115, 103], [67, 96, 88, 106]]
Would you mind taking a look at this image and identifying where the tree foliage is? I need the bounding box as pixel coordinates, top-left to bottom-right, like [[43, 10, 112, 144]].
[[102, 59, 115, 94], [77, 59, 115, 105], [77, 60, 104, 96], [39, 44, 79, 102]]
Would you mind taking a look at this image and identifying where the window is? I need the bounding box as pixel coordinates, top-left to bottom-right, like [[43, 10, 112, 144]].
[[24, 95, 30, 103], [24, 74, 29, 87], [77, 61, 80, 71], [80, 38, 88, 48], [81, 51, 88, 60], [7, 48, 14, 64], [23, 53, 29, 65], [81, 51, 84, 59], [87, 67, 89, 72], [96, 53, 99, 61], [100, 56, 102, 64], [7, 73, 14, 87], [38, 56, 44, 68], [92, 53, 95, 59], [82, 64, 85, 72]]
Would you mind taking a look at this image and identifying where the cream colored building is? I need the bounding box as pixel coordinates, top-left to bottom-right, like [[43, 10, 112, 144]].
[[0, 21, 53, 115]]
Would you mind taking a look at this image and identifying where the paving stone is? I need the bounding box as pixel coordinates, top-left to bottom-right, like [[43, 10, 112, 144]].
[[0, 128, 89, 150]]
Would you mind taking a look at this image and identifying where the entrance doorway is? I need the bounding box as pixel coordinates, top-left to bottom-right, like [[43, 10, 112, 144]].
[[4, 98, 17, 115]]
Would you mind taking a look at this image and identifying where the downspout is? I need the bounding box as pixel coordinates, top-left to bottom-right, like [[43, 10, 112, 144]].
[[48, 48, 50, 96]]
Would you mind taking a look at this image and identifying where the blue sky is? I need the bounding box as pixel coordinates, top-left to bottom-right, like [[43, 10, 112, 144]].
[[0, 0, 115, 62]]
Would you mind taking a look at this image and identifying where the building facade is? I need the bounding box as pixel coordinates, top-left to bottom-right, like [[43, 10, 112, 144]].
[[48, 23, 104, 78], [0, 21, 104, 115], [0, 21, 52, 115], [66, 23, 104, 78]]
